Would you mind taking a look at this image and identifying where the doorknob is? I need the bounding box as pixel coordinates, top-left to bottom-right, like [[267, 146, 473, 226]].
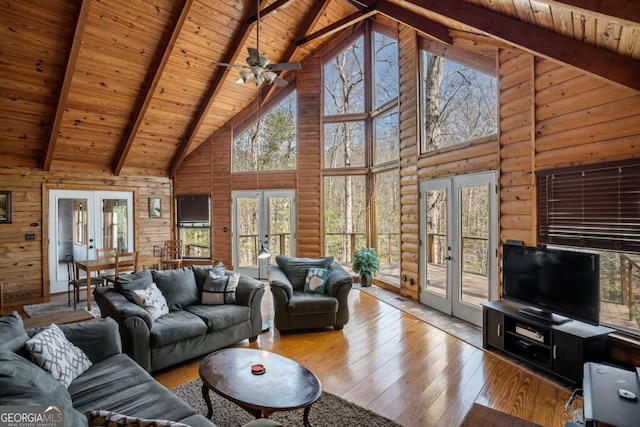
[[445, 256, 452, 261]]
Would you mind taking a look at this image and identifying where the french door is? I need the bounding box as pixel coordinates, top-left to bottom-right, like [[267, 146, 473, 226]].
[[232, 190, 295, 278], [48, 189, 134, 294], [419, 172, 498, 326]]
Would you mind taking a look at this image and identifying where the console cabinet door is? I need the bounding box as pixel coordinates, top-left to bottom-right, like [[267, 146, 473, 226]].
[[484, 307, 504, 349], [551, 330, 580, 383]]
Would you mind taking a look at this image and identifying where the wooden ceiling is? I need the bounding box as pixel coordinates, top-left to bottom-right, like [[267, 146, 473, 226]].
[[1, 0, 638, 178]]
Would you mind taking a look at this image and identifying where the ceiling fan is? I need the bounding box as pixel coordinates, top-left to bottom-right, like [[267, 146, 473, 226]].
[[213, 2, 301, 88]]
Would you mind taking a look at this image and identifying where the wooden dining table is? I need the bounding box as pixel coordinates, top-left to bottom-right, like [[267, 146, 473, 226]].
[[75, 254, 161, 311]]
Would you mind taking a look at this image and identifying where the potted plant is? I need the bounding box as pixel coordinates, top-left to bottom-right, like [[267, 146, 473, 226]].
[[352, 247, 380, 287]]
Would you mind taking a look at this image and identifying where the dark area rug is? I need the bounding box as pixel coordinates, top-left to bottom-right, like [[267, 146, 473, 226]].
[[460, 403, 542, 427], [171, 379, 402, 427]]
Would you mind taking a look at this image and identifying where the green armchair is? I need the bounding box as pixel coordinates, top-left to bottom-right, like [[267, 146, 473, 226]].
[[268, 255, 353, 332]]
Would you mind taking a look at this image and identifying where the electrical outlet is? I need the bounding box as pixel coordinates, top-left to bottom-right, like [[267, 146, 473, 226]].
[[25, 233, 35, 241]]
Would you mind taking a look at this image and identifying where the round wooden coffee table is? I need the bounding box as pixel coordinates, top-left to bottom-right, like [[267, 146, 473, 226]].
[[199, 348, 322, 426]]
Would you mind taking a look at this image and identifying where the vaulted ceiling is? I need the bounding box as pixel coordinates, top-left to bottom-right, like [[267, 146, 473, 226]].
[[1, 0, 638, 178]]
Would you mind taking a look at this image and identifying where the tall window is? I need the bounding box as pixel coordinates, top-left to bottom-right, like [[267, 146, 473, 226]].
[[322, 24, 400, 279], [177, 195, 211, 259], [537, 161, 640, 336], [233, 91, 297, 172], [420, 51, 497, 152]]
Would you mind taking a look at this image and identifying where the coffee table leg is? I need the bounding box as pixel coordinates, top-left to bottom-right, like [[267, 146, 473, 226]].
[[202, 384, 213, 419], [303, 405, 314, 427]]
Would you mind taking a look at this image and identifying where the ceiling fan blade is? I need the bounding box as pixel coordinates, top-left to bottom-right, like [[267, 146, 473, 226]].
[[247, 47, 261, 66], [212, 62, 249, 69], [272, 76, 289, 87], [268, 62, 302, 71]]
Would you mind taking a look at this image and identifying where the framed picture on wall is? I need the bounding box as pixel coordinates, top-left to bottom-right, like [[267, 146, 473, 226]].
[[148, 197, 161, 218], [0, 191, 11, 223]]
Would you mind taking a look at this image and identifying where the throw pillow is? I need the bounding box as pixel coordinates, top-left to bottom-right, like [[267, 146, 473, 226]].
[[0, 311, 29, 353], [86, 410, 189, 427], [304, 267, 330, 294], [114, 270, 153, 302], [131, 283, 169, 321], [275, 255, 334, 290], [25, 323, 93, 388], [152, 267, 200, 310], [192, 262, 226, 292], [202, 272, 239, 305]]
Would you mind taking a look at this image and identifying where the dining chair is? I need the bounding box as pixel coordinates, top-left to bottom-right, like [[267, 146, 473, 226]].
[[65, 254, 104, 308], [103, 251, 138, 286], [161, 240, 183, 269], [96, 247, 117, 284]]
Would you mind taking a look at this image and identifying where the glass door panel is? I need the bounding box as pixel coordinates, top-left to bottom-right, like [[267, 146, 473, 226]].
[[234, 193, 259, 275], [268, 195, 293, 261]]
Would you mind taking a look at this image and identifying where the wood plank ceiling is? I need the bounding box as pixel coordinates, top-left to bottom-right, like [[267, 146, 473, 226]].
[[1, 0, 638, 178]]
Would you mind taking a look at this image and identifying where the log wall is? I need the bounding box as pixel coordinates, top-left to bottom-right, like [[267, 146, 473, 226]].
[[0, 168, 171, 305]]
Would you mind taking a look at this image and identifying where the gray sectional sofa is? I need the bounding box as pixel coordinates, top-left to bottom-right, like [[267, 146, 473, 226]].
[[94, 265, 265, 372], [0, 313, 280, 427]]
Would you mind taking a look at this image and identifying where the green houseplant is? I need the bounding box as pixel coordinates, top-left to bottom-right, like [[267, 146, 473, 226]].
[[352, 247, 380, 287]]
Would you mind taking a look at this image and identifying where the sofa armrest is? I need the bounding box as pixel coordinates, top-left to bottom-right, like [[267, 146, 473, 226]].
[[235, 275, 265, 307], [326, 262, 353, 297], [94, 287, 153, 329], [93, 287, 153, 371], [27, 317, 122, 364], [267, 265, 294, 300]]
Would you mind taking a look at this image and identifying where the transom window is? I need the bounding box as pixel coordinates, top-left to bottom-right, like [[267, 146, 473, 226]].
[[420, 50, 497, 152]]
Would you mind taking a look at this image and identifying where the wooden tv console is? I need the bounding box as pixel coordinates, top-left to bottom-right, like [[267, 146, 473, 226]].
[[482, 300, 614, 384]]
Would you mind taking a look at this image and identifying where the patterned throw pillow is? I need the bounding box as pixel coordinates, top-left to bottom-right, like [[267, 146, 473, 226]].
[[131, 283, 169, 321], [86, 410, 189, 427], [202, 271, 239, 305], [25, 323, 93, 388], [304, 267, 330, 294]]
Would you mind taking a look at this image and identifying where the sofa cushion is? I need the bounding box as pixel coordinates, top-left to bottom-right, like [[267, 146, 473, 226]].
[[69, 354, 196, 422], [149, 311, 207, 347], [0, 349, 72, 401], [288, 291, 338, 314], [184, 304, 251, 332], [25, 324, 93, 388], [304, 267, 330, 294], [132, 282, 169, 320], [0, 378, 87, 427], [86, 410, 189, 426], [275, 255, 334, 290], [115, 270, 154, 302], [152, 268, 200, 311], [0, 311, 29, 353]]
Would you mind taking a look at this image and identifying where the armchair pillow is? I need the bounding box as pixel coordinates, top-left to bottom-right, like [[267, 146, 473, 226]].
[[132, 283, 169, 320], [275, 255, 334, 289], [25, 324, 93, 388], [152, 268, 200, 311], [304, 267, 330, 294]]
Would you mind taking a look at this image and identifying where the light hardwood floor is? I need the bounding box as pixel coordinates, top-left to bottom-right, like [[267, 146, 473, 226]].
[[154, 286, 579, 426]]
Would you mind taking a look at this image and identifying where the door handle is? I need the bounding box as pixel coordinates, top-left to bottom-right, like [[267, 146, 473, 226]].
[[552, 345, 557, 359], [89, 245, 94, 249], [445, 256, 452, 261], [497, 324, 502, 337]]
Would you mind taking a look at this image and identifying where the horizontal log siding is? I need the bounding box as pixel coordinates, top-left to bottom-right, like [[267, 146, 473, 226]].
[[398, 25, 420, 299], [499, 50, 535, 247], [0, 168, 171, 304]]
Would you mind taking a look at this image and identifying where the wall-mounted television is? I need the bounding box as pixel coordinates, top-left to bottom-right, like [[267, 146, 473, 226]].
[[502, 243, 600, 325]]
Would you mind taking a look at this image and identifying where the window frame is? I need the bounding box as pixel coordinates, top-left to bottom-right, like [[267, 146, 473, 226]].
[[176, 195, 211, 259]]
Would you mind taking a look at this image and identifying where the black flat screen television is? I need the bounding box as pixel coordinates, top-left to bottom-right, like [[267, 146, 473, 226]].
[[502, 244, 600, 325]]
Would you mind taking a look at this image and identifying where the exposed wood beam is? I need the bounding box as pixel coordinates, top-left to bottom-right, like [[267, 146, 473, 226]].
[[114, 0, 194, 176], [376, 1, 452, 45], [247, 0, 294, 24], [169, 0, 269, 178], [42, 0, 92, 171], [296, 3, 378, 46], [400, 0, 640, 92], [261, 0, 332, 103], [536, 0, 640, 25]]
